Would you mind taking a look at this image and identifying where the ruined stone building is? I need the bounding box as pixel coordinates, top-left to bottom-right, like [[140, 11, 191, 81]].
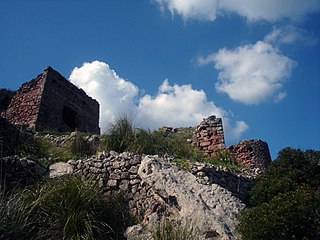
[[191, 115, 271, 172], [1, 66, 100, 134]]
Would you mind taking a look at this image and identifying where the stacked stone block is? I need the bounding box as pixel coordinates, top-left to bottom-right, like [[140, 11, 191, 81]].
[[67, 151, 255, 216], [191, 115, 225, 156], [68, 152, 156, 217], [1, 73, 45, 128], [227, 139, 271, 173]]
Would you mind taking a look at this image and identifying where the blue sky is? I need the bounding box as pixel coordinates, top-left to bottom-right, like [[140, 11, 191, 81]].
[[1, 0, 320, 159]]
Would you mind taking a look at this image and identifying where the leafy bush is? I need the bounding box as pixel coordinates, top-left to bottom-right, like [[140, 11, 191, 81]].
[[0, 176, 135, 240], [237, 148, 320, 240]]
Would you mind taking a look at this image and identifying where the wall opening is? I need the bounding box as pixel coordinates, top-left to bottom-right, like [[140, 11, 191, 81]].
[[62, 106, 78, 130]]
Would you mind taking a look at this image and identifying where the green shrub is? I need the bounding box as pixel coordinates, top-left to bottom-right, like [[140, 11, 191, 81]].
[[238, 186, 320, 240], [0, 176, 134, 240], [237, 148, 320, 240]]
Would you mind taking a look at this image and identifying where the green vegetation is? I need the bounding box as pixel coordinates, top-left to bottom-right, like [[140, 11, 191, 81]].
[[237, 148, 320, 240], [152, 219, 200, 240], [102, 115, 205, 163], [0, 176, 135, 240], [1, 131, 98, 167]]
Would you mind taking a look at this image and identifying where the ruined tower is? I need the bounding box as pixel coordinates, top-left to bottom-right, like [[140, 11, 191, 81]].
[[1, 66, 100, 134]]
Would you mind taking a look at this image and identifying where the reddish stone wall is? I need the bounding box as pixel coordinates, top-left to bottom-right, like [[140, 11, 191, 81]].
[[191, 115, 225, 155], [227, 139, 271, 172], [1, 72, 45, 128], [2, 67, 100, 134]]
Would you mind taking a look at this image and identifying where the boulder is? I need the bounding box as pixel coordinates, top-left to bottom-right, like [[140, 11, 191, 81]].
[[136, 155, 245, 240]]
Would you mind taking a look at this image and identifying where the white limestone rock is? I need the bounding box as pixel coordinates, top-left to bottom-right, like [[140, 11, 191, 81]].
[[137, 155, 245, 240]]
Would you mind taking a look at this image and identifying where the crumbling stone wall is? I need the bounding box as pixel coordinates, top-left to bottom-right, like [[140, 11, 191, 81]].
[[68, 152, 154, 217], [67, 152, 254, 216], [227, 139, 271, 172], [191, 115, 225, 155], [2, 67, 100, 134], [1, 73, 45, 128], [0, 156, 47, 192]]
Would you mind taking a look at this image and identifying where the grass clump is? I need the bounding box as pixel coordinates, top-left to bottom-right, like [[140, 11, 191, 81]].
[[152, 219, 200, 240], [0, 176, 134, 240], [102, 115, 205, 162]]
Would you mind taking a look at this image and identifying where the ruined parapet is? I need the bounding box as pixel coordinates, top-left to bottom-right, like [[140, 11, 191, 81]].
[[2, 67, 100, 134], [227, 139, 271, 173], [191, 115, 225, 156]]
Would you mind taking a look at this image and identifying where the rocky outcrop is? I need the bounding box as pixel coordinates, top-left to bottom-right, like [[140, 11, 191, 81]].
[[190, 162, 255, 202], [1, 67, 100, 134], [63, 152, 250, 239], [227, 139, 271, 173], [191, 116, 225, 156], [137, 156, 245, 240]]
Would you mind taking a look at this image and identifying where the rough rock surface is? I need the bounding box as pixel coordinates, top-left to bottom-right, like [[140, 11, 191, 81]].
[[49, 162, 73, 178], [137, 155, 245, 240]]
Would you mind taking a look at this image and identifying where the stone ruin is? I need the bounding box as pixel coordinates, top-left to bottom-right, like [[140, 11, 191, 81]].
[[1, 66, 100, 134], [191, 115, 271, 172], [191, 115, 225, 154]]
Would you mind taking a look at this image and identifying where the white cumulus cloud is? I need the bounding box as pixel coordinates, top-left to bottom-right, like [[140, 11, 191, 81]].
[[69, 61, 248, 140], [154, 0, 320, 22], [154, 0, 218, 21], [69, 61, 139, 131], [198, 40, 295, 104]]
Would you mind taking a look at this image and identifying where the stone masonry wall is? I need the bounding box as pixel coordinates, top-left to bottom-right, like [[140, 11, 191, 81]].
[[2, 67, 100, 134], [67, 152, 254, 217], [0, 156, 47, 192], [1, 72, 45, 128], [191, 115, 225, 156], [36, 67, 100, 134], [227, 139, 271, 173]]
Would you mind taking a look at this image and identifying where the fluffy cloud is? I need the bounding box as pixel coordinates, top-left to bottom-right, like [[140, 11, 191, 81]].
[[136, 79, 225, 128], [69, 61, 139, 130], [69, 61, 248, 140], [198, 41, 295, 104], [154, 0, 218, 21], [264, 25, 318, 46], [154, 0, 320, 22]]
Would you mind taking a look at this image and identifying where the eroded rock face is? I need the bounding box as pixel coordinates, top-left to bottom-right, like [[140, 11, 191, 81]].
[[138, 156, 245, 240]]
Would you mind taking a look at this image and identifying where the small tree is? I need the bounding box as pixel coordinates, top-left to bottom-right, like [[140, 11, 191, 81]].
[[237, 148, 320, 240]]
